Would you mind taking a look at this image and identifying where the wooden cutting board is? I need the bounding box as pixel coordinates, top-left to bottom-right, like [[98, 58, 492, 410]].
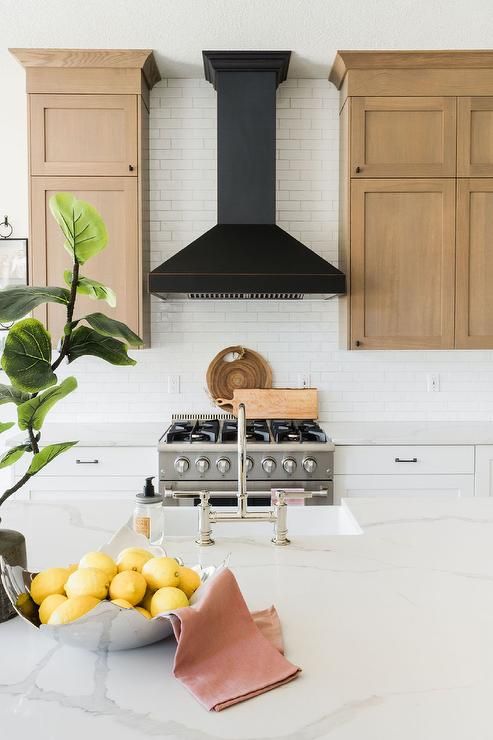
[[206, 346, 272, 412], [216, 388, 318, 419]]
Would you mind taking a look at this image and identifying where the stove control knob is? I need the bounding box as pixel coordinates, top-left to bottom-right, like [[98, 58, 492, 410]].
[[196, 457, 210, 474], [303, 457, 317, 474], [262, 457, 276, 475], [216, 457, 231, 475], [174, 457, 189, 474], [282, 458, 297, 475], [246, 456, 254, 472]]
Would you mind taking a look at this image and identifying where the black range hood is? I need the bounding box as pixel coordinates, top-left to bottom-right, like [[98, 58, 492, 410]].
[[149, 50, 346, 300]]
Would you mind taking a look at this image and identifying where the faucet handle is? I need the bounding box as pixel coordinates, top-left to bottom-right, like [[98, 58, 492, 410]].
[[272, 489, 313, 504]]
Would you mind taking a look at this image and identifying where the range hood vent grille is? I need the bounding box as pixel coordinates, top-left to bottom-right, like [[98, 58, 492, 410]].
[[188, 292, 304, 300]]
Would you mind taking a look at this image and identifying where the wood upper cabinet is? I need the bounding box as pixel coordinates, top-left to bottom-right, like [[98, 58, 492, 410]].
[[11, 48, 160, 347], [455, 179, 493, 347], [458, 97, 493, 176], [350, 179, 456, 349], [351, 97, 457, 177], [30, 94, 138, 176], [31, 177, 139, 341]]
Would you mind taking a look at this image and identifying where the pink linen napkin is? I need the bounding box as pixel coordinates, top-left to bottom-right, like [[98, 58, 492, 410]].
[[167, 567, 301, 711]]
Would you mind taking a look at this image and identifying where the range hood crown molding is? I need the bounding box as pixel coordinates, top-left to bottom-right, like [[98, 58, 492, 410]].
[[202, 50, 291, 89], [149, 49, 346, 301]]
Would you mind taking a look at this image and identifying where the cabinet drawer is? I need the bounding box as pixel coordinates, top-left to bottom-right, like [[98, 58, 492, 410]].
[[19, 446, 156, 478], [334, 474, 474, 503], [335, 446, 474, 475], [30, 94, 138, 176], [351, 97, 456, 177]]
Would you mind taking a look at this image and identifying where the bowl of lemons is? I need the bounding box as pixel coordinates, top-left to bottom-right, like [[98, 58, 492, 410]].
[[0, 524, 221, 651]]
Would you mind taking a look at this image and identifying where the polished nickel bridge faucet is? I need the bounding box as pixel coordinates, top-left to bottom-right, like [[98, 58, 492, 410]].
[[174, 403, 311, 545]]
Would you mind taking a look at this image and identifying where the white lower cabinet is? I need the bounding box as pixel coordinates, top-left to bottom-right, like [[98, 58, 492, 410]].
[[334, 444, 475, 503], [474, 445, 493, 496], [12, 445, 157, 500]]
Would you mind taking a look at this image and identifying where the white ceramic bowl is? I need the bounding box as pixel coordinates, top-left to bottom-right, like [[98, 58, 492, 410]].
[[0, 524, 221, 651]]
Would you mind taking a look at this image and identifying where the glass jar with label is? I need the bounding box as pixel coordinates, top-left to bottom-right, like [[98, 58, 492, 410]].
[[133, 476, 164, 545]]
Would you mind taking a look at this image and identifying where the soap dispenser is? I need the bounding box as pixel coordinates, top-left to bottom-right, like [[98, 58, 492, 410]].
[[133, 476, 164, 545]]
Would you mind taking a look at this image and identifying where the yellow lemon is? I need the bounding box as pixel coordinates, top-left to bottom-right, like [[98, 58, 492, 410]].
[[178, 566, 201, 599], [109, 571, 147, 606], [48, 596, 100, 625], [39, 594, 67, 625], [66, 563, 78, 575], [111, 598, 134, 609], [139, 586, 155, 612], [65, 567, 109, 600], [142, 557, 180, 591], [116, 547, 153, 574], [79, 551, 117, 581], [30, 568, 69, 605], [150, 587, 189, 617], [135, 606, 151, 619]]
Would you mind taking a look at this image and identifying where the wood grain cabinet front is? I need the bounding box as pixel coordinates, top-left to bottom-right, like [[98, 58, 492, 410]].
[[30, 94, 138, 177], [350, 179, 456, 349], [458, 97, 493, 176], [351, 96, 457, 178]]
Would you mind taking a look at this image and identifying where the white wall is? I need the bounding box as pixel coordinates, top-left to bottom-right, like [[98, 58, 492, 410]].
[[32, 78, 493, 425]]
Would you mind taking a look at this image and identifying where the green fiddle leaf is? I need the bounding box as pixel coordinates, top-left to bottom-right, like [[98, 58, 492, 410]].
[[17, 377, 77, 431], [67, 326, 136, 366], [0, 422, 14, 434], [0, 444, 31, 469], [0, 286, 70, 322], [64, 272, 116, 308], [28, 441, 78, 475], [82, 313, 143, 348], [1, 318, 57, 393], [0, 384, 30, 406], [49, 193, 108, 265]]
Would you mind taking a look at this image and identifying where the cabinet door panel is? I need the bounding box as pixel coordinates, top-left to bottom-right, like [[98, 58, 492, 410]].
[[351, 179, 456, 349], [456, 179, 493, 347], [30, 176, 140, 342], [334, 474, 474, 504], [351, 97, 456, 177], [474, 446, 493, 496], [458, 97, 493, 176], [30, 94, 138, 176]]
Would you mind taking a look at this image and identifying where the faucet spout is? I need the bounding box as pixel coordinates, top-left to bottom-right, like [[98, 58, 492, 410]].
[[237, 402, 248, 515]]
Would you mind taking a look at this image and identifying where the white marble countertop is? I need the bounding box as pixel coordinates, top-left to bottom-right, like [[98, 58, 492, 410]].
[[9, 420, 493, 449], [2, 495, 493, 739]]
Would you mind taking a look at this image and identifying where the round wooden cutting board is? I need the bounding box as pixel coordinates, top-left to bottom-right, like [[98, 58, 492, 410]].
[[206, 346, 272, 412]]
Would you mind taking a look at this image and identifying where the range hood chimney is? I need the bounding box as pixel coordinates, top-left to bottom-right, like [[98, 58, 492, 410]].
[[149, 50, 346, 300]]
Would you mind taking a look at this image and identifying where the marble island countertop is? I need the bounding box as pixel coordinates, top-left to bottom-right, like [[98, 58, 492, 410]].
[[2, 496, 493, 739]]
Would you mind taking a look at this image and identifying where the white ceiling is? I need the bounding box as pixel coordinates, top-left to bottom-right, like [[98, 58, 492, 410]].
[[4, 0, 493, 78]]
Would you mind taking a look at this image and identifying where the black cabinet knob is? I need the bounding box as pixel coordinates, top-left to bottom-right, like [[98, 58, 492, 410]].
[[128, 164, 134, 171]]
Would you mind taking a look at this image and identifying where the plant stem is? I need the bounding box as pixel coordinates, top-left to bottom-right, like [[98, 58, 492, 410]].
[[0, 472, 32, 508], [51, 261, 79, 372]]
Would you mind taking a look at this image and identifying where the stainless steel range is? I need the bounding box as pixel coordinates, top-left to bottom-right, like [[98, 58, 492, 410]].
[[158, 414, 334, 506]]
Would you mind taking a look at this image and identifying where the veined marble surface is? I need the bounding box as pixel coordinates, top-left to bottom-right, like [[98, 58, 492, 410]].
[[9, 420, 493, 449], [2, 496, 493, 739]]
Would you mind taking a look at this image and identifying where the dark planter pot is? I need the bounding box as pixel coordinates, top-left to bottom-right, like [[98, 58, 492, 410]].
[[0, 528, 27, 622]]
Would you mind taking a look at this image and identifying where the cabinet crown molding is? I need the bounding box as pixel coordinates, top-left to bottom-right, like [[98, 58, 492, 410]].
[[330, 49, 493, 90], [9, 48, 161, 89]]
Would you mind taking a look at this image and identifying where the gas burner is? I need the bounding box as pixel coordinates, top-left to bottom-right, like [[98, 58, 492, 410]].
[[221, 419, 270, 443], [270, 419, 327, 443], [165, 419, 219, 443]]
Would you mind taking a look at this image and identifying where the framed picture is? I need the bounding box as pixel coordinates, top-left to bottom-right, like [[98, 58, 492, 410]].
[[0, 238, 28, 289]]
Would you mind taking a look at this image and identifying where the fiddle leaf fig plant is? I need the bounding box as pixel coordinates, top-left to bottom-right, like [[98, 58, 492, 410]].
[[0, 193, 142, 508]]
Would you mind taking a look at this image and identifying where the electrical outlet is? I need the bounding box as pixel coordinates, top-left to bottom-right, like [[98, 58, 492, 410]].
[[427, 373, 440, 392], [297, 374, 310, 388], [167, 375, 180, 394]]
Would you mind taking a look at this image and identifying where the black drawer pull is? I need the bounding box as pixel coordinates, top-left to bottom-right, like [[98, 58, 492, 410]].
[[76, 459, 99, 464], [394, 457, 418, 463]]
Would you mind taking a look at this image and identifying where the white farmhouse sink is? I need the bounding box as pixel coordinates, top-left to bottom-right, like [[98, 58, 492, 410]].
[[163, 504, 362, 539]]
